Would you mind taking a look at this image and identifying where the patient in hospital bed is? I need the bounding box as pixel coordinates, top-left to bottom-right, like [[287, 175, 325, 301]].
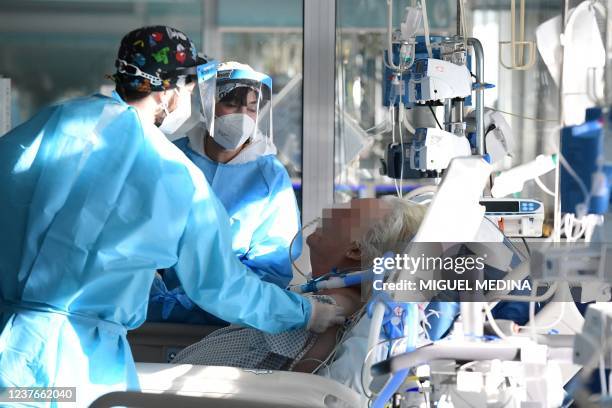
[[171, 197, 427, 387]]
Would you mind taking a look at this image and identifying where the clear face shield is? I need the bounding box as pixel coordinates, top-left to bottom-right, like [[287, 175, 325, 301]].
[[195, 60, 219, 138], [211, 69, 273, 151], [156, 59, 218, 142]]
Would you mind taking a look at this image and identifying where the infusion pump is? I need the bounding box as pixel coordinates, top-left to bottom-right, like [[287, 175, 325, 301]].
[[480, 198, 544, 237]]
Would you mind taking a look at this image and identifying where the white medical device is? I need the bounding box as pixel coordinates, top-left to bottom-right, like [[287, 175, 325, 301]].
[[574, 303, 612, 367], [484, 109, 516, 170], [405, 57, 474, 175], [408, 58, 472, 103], [410, 127, 473, 172], [480, 198, 545, 237], [491, 154, 557, 198]]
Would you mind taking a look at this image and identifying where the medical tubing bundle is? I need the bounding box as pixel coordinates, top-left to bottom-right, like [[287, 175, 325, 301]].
[[370, 303, 419, 408], [309, 302, 370, 375]]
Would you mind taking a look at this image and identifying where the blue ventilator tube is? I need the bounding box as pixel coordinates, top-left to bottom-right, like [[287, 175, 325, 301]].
[[372, 369, 410, 408], [371, 303, 419, 408], [289, 271, 369, 293], [289, 252, 395, 294]]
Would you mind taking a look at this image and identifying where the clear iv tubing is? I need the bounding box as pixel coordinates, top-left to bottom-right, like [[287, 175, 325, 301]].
[[558, 153, 591, 214], [458, 0, 469, 52], [404, 185, 438, 201], [535, 176, 556, 197], [386, 0, 401, 71], [363, 302, 386, 398], [289, 217, 320, 279], [371, 304, 419, 408], [544, 133, 593, 241], [360, 335, 420, 399], [486, 107, 558, 123], [563, 214, 586, 242], [390, 106, 401, 197], [398, 103, 405, 197], [421, 0, 433, 58], [483, 303, 507, 339], [489, 282, 558, 303], [309, 304, 369, 375], [562, 214, 602, 243], [524, 282, 569, 341], [524, 298, 567, 334]]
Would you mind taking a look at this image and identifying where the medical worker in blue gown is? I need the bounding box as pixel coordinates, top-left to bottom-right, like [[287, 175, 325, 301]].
[[0, 26, 344, 407], [148, 62, 302, 324]]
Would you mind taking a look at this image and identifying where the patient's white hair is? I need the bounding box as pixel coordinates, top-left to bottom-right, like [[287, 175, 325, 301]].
[[358, 197, 427, 265]]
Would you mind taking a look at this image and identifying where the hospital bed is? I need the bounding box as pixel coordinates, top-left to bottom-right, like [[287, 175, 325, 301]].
[[89, 363, 360, 407], [113, 320, 364, 407], [93, 156, 594, 407], [89, 157, 491, 407]]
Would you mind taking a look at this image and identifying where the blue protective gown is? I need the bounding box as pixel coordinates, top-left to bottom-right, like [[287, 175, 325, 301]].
[[0, 92, 311, 406], [146, 136, 302, 324], [175, 136, 301, 288]]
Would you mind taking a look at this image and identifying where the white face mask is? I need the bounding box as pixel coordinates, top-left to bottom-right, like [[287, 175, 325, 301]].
[[158, 88, 192, 137], [213, 113, 256, 150]]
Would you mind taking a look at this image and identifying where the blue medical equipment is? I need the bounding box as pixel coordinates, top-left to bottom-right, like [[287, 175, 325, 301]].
[[290, 252, 395, 294], [561, 119, 610, 214], [370, 299, 419, 408]]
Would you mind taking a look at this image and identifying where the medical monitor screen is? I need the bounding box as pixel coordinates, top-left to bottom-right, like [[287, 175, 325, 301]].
[[479, 201, 519, 213]]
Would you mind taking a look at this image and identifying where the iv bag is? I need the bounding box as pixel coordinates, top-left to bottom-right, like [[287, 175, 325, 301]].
[[400, 6, 423, 40]]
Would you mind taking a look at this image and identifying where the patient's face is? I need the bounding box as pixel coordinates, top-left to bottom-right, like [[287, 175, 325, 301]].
[[307, 198, 392, 277]]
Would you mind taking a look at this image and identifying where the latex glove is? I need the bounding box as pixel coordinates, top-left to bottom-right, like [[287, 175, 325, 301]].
[[306, 297, 346, 333]]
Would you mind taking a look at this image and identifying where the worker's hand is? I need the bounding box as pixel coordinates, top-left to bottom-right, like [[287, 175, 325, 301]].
[[306, 297, 346, 333]]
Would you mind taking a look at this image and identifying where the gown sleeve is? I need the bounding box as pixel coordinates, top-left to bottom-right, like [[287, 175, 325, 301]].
[[242, 159, 302, 288], [173, 165, 312, 333]]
